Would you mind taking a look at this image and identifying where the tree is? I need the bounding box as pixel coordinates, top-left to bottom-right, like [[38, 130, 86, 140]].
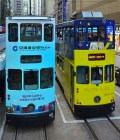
[[0, 0, 10, 25]]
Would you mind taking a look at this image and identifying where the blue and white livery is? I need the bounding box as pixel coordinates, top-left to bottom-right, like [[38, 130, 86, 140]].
[[6, 16, 56, 126]]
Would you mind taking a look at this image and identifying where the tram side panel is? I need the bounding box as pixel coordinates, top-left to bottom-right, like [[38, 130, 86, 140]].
[[5, 16, 56, 126]]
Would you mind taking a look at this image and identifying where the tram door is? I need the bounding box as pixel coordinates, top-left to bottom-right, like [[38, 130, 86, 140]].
[[70, 65, 74, 107]]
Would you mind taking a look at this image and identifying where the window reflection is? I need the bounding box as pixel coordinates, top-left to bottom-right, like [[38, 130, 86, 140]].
[[76, 66, 89, 84], [24, 70, 38, 90], [8, 69, 22, 90], [8, 23, 18, 42], [105, 65, 114, 82], [44, 24, 53, 42], [40, 68, 53, 88], [91, 67, 103, 84], [20, 23, 42, 42]]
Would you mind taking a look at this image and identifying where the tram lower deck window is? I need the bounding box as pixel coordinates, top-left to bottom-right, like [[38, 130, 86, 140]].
[[105, 65, 114, 82], [91, 67, 103, 84], [8, 69, 22, 90], [24, 70, 38, 90], [76, 66, 89, 84], [40, 68, 53, 88]]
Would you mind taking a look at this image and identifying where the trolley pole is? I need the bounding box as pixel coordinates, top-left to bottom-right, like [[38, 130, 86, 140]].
[[29, 0, 32, 15]]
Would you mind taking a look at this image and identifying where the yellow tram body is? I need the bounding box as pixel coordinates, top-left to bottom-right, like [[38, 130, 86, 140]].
[[56, 49, 115, 116], [56, 12, 115, 116]]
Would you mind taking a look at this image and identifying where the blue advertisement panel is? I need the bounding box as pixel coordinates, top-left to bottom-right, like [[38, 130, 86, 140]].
[[63, 0, 66, 22], [6, 17, 56, 115]]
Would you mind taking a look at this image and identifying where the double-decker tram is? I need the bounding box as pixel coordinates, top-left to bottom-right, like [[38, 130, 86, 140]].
[[6, 16, 56, 126], [56, 12, 115, 116]]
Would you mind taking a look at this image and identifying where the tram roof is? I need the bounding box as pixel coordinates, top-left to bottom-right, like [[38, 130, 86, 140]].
[[7, 15, 55, 21], [77, 11, 103, 19]]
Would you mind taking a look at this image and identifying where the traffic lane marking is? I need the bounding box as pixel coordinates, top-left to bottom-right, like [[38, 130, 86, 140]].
[[0, 115, 6, 140], [56, 91, 120, 124]]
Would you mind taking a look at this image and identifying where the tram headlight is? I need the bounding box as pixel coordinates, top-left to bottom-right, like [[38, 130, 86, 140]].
[[27, 104, 35, 112], [94, 96, 101, 103]]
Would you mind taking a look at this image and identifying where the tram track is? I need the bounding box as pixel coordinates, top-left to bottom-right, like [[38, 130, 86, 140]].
[[83, 114, 120, 140], [3, 124, 48, 140]]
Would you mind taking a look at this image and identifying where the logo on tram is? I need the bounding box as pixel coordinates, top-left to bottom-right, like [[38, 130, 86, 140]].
[[13, 46, 18, 51]]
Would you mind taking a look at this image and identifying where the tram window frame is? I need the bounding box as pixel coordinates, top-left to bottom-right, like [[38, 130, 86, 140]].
[[57, 56, 59, 64], [65, 27, 71, 42], [56, 28, 60, 39], [106, 26, 114, 42], [8, 69, 22, 90], [20, 23, 42, 42], [76, 26, 86, 42], [105, 65, 114, 82], [24, 70, 38, 90], [21, 55, 42, 63], [59, 56, 64, 70], [8, 23, 18, 42], [44, 24, 53, 42], [60, 28, 63, 40], [40, 68, 53, 89], [70, 27, 74, 43], [89, 26, 105, 42], [91, 67, 103, 84], [63, 28, 66, 40], [76, 66, 89, 84]]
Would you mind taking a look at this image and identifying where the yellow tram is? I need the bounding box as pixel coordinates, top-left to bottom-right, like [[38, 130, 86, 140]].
[[56, 12, 115, 116]]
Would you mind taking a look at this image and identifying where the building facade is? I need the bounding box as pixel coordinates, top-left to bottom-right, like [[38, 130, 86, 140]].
[[10, 0, 23, 15]]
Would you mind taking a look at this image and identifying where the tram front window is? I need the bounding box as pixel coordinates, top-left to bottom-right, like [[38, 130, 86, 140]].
[[76, 66, 89, 84], [91, 67, 103, 84], [20, 23, 42, 42], [24, 70, 38, 90]]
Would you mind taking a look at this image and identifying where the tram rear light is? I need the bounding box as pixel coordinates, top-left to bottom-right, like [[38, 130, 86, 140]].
[[76, 88, 79, 93], [8, 94, 10, 100], [111, 99, 114, 102], [77, 102, 81, 104]]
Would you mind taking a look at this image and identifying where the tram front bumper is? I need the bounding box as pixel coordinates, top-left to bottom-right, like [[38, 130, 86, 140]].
[[74, 102, 115, 116], [6, 110, 55, 126]]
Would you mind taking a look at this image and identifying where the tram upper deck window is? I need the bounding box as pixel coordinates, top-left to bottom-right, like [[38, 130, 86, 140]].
[[91, 67, 103, 84], [44, 24, 53, 42], [20, 23, 42, 42], [8, 23, 18, 42], [76, 26, 86, 42], [65, 28, 71, 42], [88, 26, 105, 42], [76, 66, 89, 84], [8, 69, 22, 90], [24, 70, 38, 90], [40, 68, 53, 89]]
